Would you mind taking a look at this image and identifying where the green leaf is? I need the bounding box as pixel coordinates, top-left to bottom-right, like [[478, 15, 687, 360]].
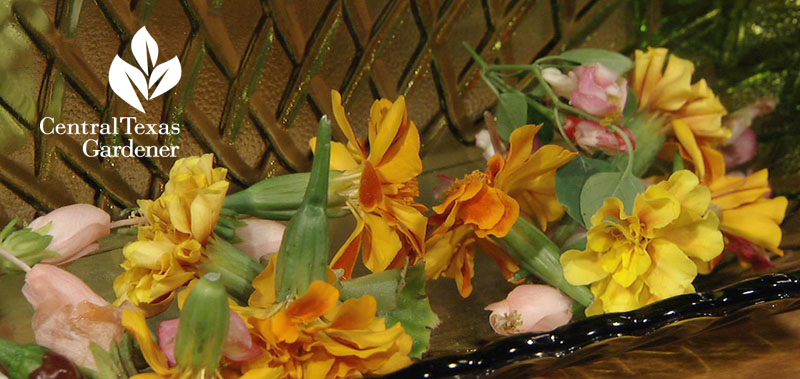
[[622, 89, 638, 119], [555, 157, 615, 225], [89, 342, 124, 379], [495, 92, 528, 141], [579, 171, 645, 227], [555, 48, 634, 74], [338, 263, 440, 358]]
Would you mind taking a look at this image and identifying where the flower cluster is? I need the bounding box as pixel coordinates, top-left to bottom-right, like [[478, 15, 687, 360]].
[[113, 153, 229, 315], [0, 43, 792, 379]]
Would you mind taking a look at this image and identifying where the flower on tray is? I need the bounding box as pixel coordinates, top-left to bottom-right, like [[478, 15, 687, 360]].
[[561, 170, 724, 315], [113, 153, 230, 316], [317, 90, 427, 278]]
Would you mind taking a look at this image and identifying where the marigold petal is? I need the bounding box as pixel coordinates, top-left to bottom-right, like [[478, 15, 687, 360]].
[[370, 96, 407, 164], [461, 187, 505, 234], [359, 160, 383, 212], [249, 254, 278, 307], [329, 296, 377, 329], [362, 213, 402, 272], [331, 90, 365, 157], [673, 120, 706, 179], [330, 217, 366, 279], [561, 249, 607, 285], [721, 197, 787, 253], [310, 138, 361, 171], [645, 240, 697, 300], [287, 281, 339, 322], [122, 310, 171, 375], [375, 119, 423, 184], [658, 212, 724, 263]]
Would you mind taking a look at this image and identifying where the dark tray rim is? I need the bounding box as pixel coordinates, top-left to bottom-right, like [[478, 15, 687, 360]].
[[384, 271, 800, 378]]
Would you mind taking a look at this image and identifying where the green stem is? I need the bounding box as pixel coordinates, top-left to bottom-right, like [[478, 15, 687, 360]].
[[497, 218, 593, 307], [607, 123, 635, 176]]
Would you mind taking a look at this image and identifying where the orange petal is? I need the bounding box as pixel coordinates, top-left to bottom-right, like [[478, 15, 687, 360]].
[[287, 281, 339, 322], [271, 311, 300, 343], [330, 217, 366, 279], [359, 160, 383, 212], [329, 296, 377, 329], [461, 187, 505, 233]]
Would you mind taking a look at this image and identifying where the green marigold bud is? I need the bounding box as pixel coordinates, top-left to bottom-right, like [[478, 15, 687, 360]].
[[174, 274, 230, 378]]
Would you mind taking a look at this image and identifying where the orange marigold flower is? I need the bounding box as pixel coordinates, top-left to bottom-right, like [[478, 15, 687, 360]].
[[702, 150, 788, 271], [425, 125, 576, 297], [633, 47, 730, 180], [239, 256, 414, 379], [312, 91, 427, 279]]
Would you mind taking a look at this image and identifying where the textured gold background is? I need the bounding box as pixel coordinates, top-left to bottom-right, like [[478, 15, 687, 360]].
[[0, 0, 637, 224]]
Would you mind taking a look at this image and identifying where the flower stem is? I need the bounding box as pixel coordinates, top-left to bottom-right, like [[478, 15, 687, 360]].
[[497, 218, 593, 307], [109, 217, 146, 229], [0, 246, 31, 273], [607, 123, 635, 176]]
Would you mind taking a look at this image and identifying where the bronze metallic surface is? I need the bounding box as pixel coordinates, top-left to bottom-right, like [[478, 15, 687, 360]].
[[0, 0, 635, 222]]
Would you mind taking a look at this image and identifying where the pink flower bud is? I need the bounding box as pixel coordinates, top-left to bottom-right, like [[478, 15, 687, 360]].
[[564, 116, 636, 155], [234, 219, 285, 264], [541, 67, 577, 98], [722, 97, 777, 167], [22, 264, 123, 371], [158, 311, 260, 367], [485, 284, 573, 335], [570, 63, 628, 120], [27, 204, 111, 265]]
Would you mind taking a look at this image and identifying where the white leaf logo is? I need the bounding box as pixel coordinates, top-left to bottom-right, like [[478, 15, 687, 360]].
[[108, 27, 181, 113]]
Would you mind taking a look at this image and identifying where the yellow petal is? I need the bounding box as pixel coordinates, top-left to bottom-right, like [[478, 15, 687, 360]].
[[362, 213, 402, 272], [310, 138, 361, 171], [635, 186, 680, 233], [369, 96, 406, 164], [122, 310, 171, 375], [645, 239, 697, 299], [672, 120, 705, 180], [658, 212, 724, 263], [249, 253, 278, 307], [721, 197, 787, 253], [331, 90, 365, 157], [374, 119, 422, 185], [651, 54, 694, 111], [561, 248, 607, 285], [240, 367, 284, 379], [190, 180, 229, 242]]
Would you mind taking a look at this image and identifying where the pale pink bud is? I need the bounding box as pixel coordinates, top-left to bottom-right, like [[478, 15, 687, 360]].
[[724, 97, 777, 141], [234, 219, 285, 264], [158, 311, 260, 367], [28, 204, 111, 265], [570, 63, 628, 120], [564, 116, 635, 155], [485, 284, 573, 335], [474, 129, 497, 161], [22, 264, 123, 371], [722, 97, 777, 167], [541, 67, 577, 98]]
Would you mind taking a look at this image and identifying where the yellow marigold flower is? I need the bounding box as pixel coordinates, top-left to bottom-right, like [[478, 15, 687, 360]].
[[114, 154, 229, 315], [561, 170, 724, 315], [701, 150, 788, 270], [240, 256, 413, 379], [314, 90, 427, 278], [425, 124, 575, 297], [633, 47, 730, 180]]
